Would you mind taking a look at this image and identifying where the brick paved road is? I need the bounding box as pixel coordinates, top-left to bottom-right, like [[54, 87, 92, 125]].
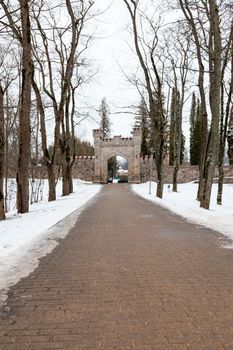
[[1, 184, 233, 350]]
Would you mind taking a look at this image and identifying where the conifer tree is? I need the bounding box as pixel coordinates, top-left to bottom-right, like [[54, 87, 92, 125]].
[[169, 88, 176, 166], [99, 98, 111, 138], [191, 99, 203, 165], [227, 107, 233, 165], [189, 93, 196, 164], [180, 134, 186, 164], [169, 88, 185, 167], [135, 98, 150, 156], [169, 87, 182, 191]]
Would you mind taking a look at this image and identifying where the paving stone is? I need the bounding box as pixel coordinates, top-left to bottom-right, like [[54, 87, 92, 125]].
[[1, 184, 233, 349]]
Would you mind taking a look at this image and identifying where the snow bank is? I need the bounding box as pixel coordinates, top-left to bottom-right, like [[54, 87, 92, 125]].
[[0, 179, 101, 304], [132, 182, 233, 244]]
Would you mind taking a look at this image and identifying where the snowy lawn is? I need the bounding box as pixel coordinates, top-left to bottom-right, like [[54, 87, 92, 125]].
[[0, 179, 101, 304], [132, 182, 233, 243]]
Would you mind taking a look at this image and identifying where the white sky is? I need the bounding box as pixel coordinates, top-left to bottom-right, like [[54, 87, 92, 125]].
[[77, 0, 141, 141], [76, 0, 192, 146]]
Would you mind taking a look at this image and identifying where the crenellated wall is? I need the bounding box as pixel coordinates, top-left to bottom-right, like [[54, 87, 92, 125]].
[[22, 158, 233, 184], [92, 128, 142, 183], [71, 155, 233, 184]]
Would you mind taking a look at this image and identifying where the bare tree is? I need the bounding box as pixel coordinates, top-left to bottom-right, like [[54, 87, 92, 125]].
[[227, 108, 233, 164], [32, 0, 94, 198], [0, 0, 33, 213], [217, 23, 233, 204], [179, 0, 222, 209], [123, 0, 167, 198], [0, 82, 5, 219], [164, 28, 190, 191]]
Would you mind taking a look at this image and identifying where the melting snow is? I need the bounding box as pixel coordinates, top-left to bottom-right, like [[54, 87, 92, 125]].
[[0, 179, 101, 304], [132, 182, 233, 244]]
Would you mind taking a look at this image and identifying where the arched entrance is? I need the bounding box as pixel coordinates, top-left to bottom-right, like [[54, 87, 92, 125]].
[[108, 155, 128, 183], [93, 128, 142, 184]]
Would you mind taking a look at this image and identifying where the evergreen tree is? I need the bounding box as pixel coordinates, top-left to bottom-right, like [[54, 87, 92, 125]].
[[189, 92, 196, 164], [75, 139, 94, 156], [169, 86, 183, 191], [180, 134, 186, 165], [135, 98, 151, 156], [191, 99, 203, 165], [150, 90, 167, 159], [169, 88, 176, 165], [227, 107, 233, 165], [169, 87, 184, 166], [99, 98, 111, 138]]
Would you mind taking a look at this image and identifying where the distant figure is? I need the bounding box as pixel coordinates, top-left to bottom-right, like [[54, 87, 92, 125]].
[[168, 184, 171, 192]]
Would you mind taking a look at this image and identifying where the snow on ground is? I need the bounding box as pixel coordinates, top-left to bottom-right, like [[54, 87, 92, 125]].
[[132, 182, 233, 245], [0, 179, 101, 304]]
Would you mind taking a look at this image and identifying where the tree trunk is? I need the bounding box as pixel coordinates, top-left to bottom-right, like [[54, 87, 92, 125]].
[[47, 164, 56, 202], [228, 109, 233, 165], [69, 173, 73, 194], [217, 82, 225, 206], [172, 166, 178, 192], [0, 88, 5, 220], [200, 0, 222, 209], [62, 144, 72, 196], [217, 26, 233, 205], [16, 0, 32, 213], [4, 89, 10, 213], [62, 164, 70, 197], [32, 77, 57, 202], [156, 132, 165, 198], [217, 164, 224, 205], [156, 160, 164, 198]]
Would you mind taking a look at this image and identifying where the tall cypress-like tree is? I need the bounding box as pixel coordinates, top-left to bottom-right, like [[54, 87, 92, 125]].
[[169, 88, 175, 166], [135, 98, 150, 156], [190, 95, 204, 166], [227, 107, 233, 165], [169, 87, 182, 191], [99, 98, 111, 138], [190, 99, 204, 165], [169, 87, 184, 167], [180, 134, 186, 164], [189, 92, 196, 164]]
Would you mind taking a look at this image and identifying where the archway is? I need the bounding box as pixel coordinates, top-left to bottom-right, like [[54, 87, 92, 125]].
[[93, 128, 142, 184], [108, 155, 128, 183]]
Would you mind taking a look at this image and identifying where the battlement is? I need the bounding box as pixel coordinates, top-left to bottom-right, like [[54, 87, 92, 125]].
[[92, 127, 142, 183], [101, 135, 134, 146], [132, 127, 142, 137], [76, 156, 95, 160], [93, 129, 104, 138], [140, 155, 154, 160]]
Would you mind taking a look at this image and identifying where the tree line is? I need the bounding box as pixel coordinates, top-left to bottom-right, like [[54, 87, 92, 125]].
[[0, 0, 96, 220], [123, 0, 232, 209], [0, 0, 232, 221]]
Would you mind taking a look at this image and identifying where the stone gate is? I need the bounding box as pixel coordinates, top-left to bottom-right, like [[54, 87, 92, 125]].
[[93, 128, 142, 184]]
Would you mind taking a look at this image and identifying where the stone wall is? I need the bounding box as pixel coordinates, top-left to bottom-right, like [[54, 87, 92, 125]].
[[21, 157, 233, 184], [140, 157, 199, 183], [72, 156, 233, 184], [140, 157, 233, 183]]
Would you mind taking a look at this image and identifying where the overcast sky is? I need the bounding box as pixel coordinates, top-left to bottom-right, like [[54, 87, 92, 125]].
[[77, 0, 140, 141], [77, 0, 191, 146]]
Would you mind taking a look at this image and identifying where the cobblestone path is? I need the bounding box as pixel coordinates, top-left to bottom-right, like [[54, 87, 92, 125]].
[[1, 184, 233, 350]]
